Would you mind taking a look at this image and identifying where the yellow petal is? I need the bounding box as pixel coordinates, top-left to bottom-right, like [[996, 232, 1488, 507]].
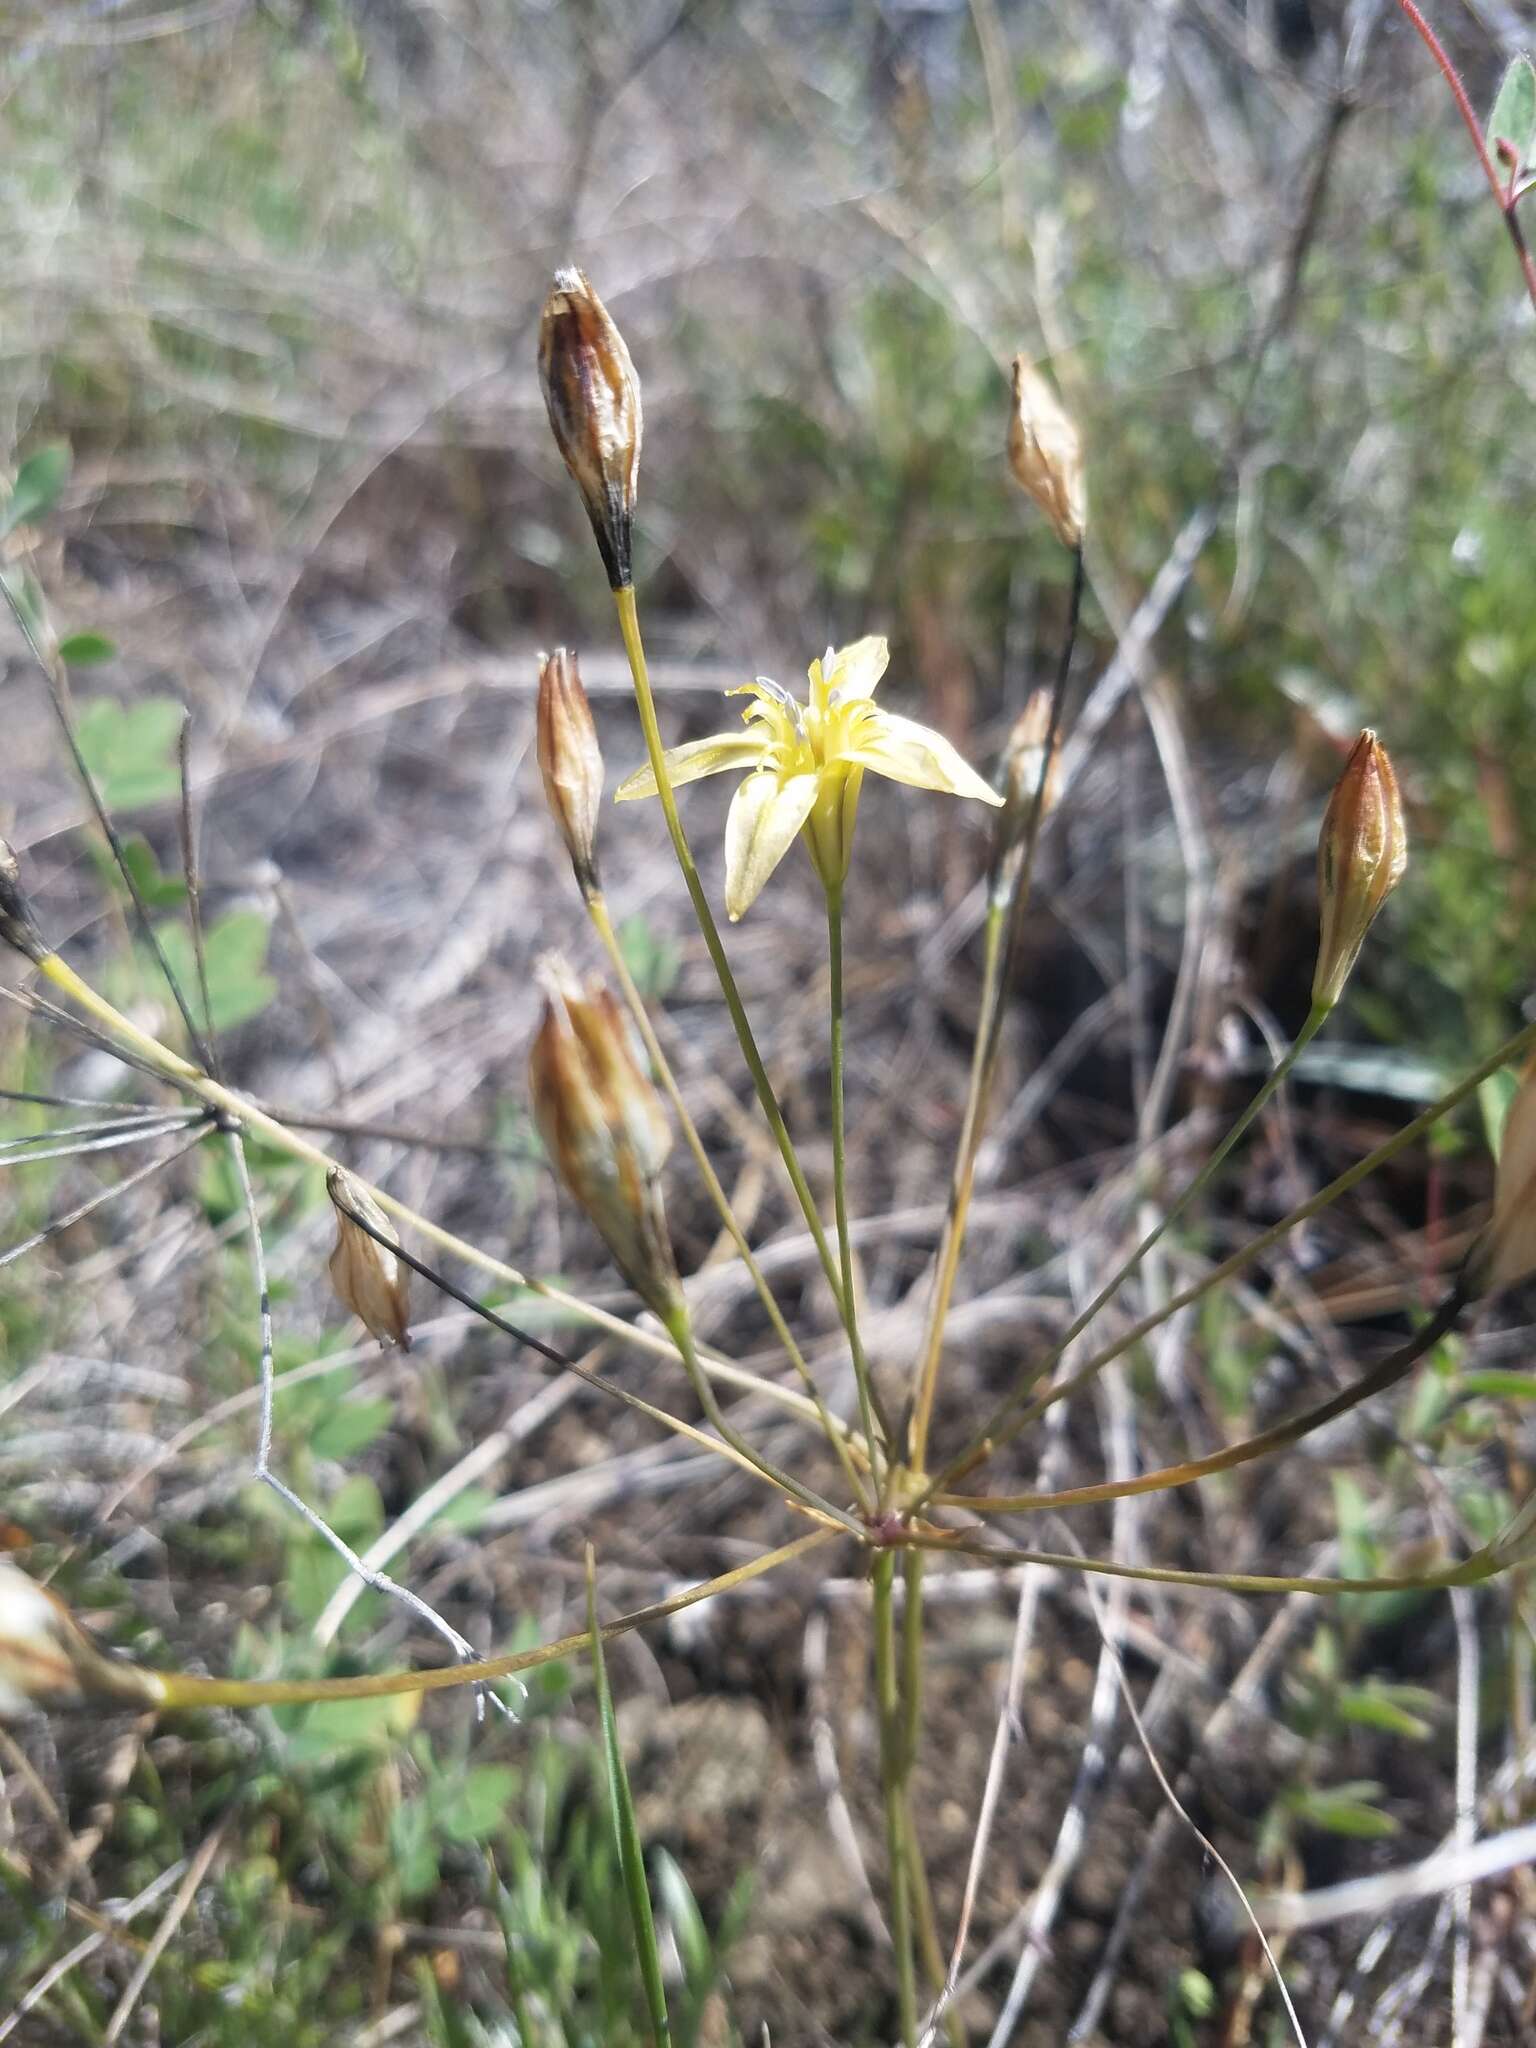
[[723, 770, 819, 920], [821, 635, 890, 702], [614, 733, 764, 802], [845, 712, 1002, 805]]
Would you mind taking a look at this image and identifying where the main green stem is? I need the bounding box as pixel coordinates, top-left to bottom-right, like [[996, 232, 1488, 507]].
[[826, 880, 887, 1485], [873, 1551, 918, 2045]]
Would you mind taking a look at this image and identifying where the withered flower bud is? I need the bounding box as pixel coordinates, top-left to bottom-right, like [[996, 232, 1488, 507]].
[[0, 1560, 161, 1717], [1312, 731, 1407, 1011], [529, 955, 680, 1318], [538, 269, 642, 591], [1467, 1055, 1536, 1299], [537, 648, 604, 897], [326, 1168, 412, 1351], [0, 839, 46, 964], [1007, 355, 1086, 550]]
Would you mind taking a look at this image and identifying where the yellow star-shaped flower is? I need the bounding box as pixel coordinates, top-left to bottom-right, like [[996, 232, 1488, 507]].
[[614, 636, 1001, 919]]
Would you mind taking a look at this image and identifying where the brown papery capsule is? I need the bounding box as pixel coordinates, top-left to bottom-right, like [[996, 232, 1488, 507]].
[[1467, 1055, 1536, 1298], [529, 955, 679, 1319], [538, 269, 642, 591], [0, 839, 46, 964], [988, 691, 1061, 898], [537, 648, 604, 898], [1311, 731, 1407, 1011], [0, 1560, 161, 1717], [1007, 355, 1086, 550], [326, 1168, 412, 1351]]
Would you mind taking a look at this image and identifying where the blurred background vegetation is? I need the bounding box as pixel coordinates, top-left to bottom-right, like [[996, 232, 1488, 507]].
[[2, 0, 1536, 2042]]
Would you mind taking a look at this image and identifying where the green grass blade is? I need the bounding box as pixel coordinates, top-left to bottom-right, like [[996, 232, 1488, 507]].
[[586, 1546, 672, 2046]]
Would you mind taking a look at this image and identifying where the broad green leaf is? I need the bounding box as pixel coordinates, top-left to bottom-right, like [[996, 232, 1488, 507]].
[[57, 631, 116, 668], [76, 695, 185, 810], [309, 1396, 393, 1462], [587, 1552, 671, 2046], [0, 443, 70, 538], [282, 1689, 417, 1765], [89, 833, 186, 909], [149, 909, 277, 1033], [431, 1764, 519, 1843], [1488, 56, 1536, 175]]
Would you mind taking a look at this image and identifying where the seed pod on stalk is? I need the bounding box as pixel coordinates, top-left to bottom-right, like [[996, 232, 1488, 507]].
[[537, 648, 604, 898], [538, 269, 642, 591], [529, 956, 680, 1319], [1312, 730, 1407, 1011], [327, 1168, 412, 1350], [0, 838, 46, 964], [0, 1559, 161, 1717], [1007, 354, 1086, 550]]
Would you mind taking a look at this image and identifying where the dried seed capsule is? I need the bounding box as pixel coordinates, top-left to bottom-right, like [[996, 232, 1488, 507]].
[[1311, 731, 1407, 1011], [0, 839, 46, 964], [537, 648, 604, 898], [1007, 355, 1086, 550], [529, 956, 680, 1318], [0, 1560, 161, 1717], [326, 1168, 412, 1350], [1468, 1055, 1536, 1298], [538, 269, 643, 591]]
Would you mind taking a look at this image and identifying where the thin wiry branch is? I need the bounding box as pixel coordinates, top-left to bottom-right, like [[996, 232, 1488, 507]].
[[0, 1116, 206, 1169], [221, 1125, 509, 1717], [176, 709, 219, 1080], [0, 575, 217, 1069], [0, 1127, 209, 1269]]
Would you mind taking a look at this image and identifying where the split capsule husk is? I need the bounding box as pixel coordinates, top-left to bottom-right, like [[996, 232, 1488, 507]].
[[1007, 354, 1086, 550], [529, 956, 680, 1319], [537, 647, 604, 898], [0, 1559, 161, 1718], [1312, 730, 1407, 1011], [990, 688, 1062, 887], [0, 838, 46, 964], [1467, 1054, 1536, 1298], [538, 268, 642, 592], [326, 1168, 412, 1350]]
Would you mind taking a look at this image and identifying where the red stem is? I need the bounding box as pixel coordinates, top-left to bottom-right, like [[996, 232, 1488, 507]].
[[1394, 0, 1536, 313]]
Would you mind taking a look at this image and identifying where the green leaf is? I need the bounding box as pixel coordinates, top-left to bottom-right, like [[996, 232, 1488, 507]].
[[1337, 1683, 1434, 1740], [0, 443, 70, 538], [653, 1847, 712, 1987], [89, 834, 186, 910], [1488, 56, 1536, 176], [57, 631, 116, 668], [431, 1764, 518, 1844], [1289, 1782, 1399, 1839], [1479, 1066, 1520, 1159], [309, 1396, 394, 1462], [587, 1551, 671, 2046], [1460, 1368, 1536, 1400], [76, 695, 185, 810], [148, 909, 277, 1033]]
